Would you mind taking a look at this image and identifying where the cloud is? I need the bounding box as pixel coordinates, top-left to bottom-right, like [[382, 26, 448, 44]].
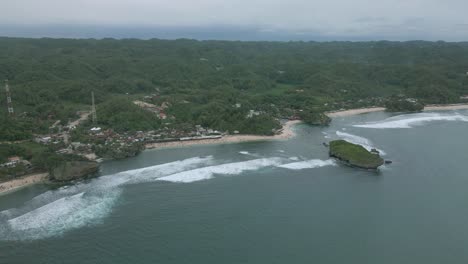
[[1, 0, 468, 40]]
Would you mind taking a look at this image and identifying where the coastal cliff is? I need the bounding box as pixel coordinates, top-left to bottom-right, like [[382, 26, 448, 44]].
[[50, 161, 99, 182], [329, 140, 384, 170]]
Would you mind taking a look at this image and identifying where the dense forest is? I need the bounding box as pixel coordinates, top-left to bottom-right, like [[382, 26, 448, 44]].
[[1, 37, 468, 139]]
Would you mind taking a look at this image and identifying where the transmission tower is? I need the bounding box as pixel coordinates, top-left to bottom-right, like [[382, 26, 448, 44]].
[[5, 80, 14, 116], [91, 91, 97, 124]]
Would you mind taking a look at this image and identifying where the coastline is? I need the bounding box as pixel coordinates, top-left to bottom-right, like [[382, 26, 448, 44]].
[[423, 104, 468, 111], [0, 172, 48, 195], [326, 107, 385, 117], [0, 121, 301, 195], [325, 103, 468, 117], [2, 103, 467, 195], [145, 120, 302, 150]]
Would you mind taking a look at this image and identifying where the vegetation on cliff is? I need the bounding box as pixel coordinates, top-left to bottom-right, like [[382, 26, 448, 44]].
[[0, 141, 92, 182], [50, 160, 99, 182], [299, 111, 331, 126], [329, 140, 384, 169]]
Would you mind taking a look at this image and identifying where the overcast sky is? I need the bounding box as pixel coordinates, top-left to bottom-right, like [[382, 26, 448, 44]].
[[2, 0, 468, 40]]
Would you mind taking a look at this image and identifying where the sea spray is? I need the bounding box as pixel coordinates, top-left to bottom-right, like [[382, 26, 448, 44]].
[[335, 131, 386, 155]]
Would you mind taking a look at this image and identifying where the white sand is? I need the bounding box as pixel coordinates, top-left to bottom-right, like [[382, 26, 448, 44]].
[[326, 104, 468, 117], [0, 172, 48, 194], [145, 120, 302, 150], [326, 107, 386, 117], [424, 104, 468, 111]]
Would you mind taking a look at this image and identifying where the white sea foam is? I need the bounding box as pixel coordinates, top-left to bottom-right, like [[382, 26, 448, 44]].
[[353, 112, 468, 129], [157, 158, 283, 183], [3, 191, 119, 240], [289, 157, 300, 161], [107, 156, 215, 185], [322, 132, 331, 139], [277, 159, 336, 170], [0, 153, 341, 240], [0, 156, 214, 240], [1, 156, 214, 218], [239, 151, 262, 158], [335, 131, 386, 155]]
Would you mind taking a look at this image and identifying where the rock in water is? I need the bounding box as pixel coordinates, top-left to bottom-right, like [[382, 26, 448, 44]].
[[329, 140, 384, 170], [51, 161, 100, 181]]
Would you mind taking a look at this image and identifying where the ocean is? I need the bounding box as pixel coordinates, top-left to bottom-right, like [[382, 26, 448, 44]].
[[1, 110, 468, 263]]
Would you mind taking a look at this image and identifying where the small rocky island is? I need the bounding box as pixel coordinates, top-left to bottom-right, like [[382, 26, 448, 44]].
[[329, 140, 384, 170]]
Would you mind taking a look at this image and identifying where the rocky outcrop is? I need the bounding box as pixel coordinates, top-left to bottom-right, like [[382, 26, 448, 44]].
[[300, 111, 332, 126], [50, 161, 99, 182], [329, 140, 384, 170]]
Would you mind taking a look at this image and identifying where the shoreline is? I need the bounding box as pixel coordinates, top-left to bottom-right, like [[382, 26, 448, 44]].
[[325, 103, 468, 117], [145, 120, 302, 150], [0, 121, 302, 195], [2, 103, 467, 195], [0, 172, 48, 195]]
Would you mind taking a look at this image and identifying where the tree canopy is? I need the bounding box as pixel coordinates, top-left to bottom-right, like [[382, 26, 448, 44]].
[[0, 37, 467, 137]]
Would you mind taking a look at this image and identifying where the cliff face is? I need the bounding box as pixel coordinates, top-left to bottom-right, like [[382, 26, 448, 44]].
[[329, 140, 384, 170], [50, 161, 99, 182]]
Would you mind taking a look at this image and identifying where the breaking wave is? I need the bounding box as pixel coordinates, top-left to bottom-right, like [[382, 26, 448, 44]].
[[157, 158, 283, 183], [277, 159, 336, 170], [3, 191, 119, 241], [0, 153, 340, 240], [0, 156, 214, 241], [336, 131, 386, 155], [353, 112, 468, 129]]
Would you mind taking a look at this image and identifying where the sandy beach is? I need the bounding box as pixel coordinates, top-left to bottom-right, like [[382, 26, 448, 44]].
[[2, 104, 468, 194], [145, 120, 302, 150], [0, 172, 48, 195], [325, 103, 468, 117], [424, 104, 468, 111], [326, 107, 386, 117]]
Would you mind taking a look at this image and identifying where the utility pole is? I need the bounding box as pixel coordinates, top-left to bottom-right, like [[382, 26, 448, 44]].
[[5, 80, 14, 116], [91, 91, 97, 124]]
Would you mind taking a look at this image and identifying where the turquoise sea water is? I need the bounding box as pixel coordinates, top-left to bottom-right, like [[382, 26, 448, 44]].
[[1, 110, 468, 263]]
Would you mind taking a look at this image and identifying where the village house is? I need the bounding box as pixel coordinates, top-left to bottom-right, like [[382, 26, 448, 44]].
[[35, 136, 52, 144], [0, 156, 31, 168]]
